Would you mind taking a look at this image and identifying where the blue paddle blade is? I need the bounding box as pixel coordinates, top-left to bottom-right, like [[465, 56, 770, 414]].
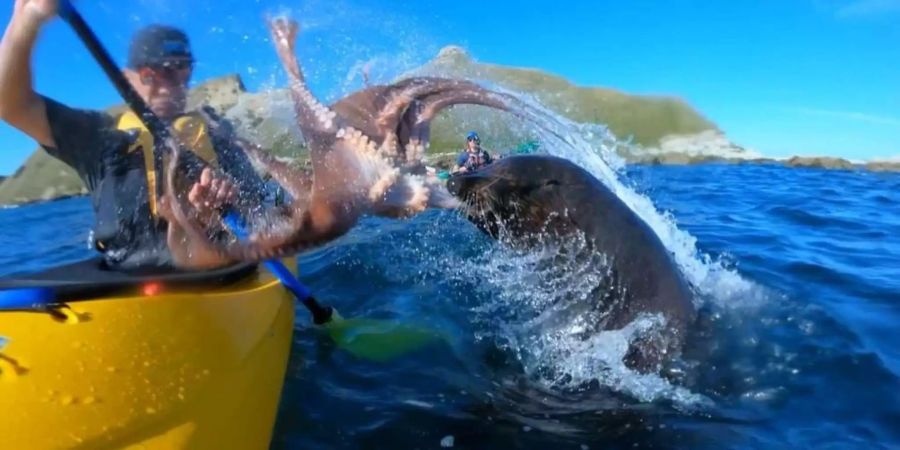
[[0, 287, 55, 311]]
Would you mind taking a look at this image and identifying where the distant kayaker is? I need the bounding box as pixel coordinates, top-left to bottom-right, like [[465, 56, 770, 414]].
[[0, 0, 263, 271], [452, 131, 493, 173]]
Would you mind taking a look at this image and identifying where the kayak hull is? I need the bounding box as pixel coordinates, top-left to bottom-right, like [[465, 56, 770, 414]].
[[0, 261, 296, 450]]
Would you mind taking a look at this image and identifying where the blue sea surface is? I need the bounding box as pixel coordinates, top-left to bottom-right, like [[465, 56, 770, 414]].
[[1, 163, 898, 449]]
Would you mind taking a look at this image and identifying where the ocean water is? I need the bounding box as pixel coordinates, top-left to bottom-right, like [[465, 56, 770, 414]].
[[1, 161, 898, 449]]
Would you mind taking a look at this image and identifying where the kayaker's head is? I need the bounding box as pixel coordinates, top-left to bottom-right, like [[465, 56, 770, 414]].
[[447, 155, 577, 241], [465, 131, 481, 152], [123, 25, 194, 121]]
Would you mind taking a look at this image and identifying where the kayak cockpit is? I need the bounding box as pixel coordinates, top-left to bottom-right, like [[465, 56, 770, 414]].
[[0, 258, 259, 308]]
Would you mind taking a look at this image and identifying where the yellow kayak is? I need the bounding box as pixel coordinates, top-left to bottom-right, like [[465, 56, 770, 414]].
[[0, 258, 296, 450]]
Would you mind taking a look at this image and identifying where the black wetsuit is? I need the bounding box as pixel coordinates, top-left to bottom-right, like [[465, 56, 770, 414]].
[[40, 97, 264, 273]]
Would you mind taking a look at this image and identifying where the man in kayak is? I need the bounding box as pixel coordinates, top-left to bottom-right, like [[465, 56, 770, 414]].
[[452, 131, 493, 174], [0, 0, 263, 272]]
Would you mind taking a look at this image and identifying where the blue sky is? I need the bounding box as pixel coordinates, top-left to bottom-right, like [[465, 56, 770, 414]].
[[0, 0, 898, 174]]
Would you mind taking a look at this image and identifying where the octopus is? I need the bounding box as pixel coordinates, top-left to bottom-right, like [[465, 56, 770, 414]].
[[162, 17, 522, 264]]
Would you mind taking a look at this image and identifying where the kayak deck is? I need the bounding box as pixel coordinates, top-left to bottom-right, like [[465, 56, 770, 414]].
[[0, 257, 260, 303], [0, 258, 296, 450]]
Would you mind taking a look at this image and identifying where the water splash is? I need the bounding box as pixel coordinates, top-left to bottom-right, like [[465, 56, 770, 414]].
[[392, 77, 765, 406], [468, 82, 759, 306], [426, 229, 711, 408]]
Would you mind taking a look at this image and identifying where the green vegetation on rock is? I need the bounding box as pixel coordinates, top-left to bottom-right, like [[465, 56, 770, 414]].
[[405, 46, 718, 153], [0, 147, 86, 204]]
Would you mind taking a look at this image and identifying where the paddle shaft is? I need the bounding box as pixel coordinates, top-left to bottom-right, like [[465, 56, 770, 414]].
[[57, 1, 170, 141], [222, 213, 333, 324], [55, 0, 334, 325]]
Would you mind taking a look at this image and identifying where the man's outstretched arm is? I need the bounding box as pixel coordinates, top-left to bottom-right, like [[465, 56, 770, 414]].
[[0, 0, 57, 148]]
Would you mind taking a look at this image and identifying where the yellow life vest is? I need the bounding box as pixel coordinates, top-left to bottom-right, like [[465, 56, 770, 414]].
[[116, 110, 219, 217]]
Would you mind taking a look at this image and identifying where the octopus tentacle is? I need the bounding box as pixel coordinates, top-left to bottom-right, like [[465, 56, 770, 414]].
[[372, 78, 470, 129], [414, 89, 518, 125], [331, 78, 465, 148], [267, 17, 340, 138], [233, 137, 312, 204], [333, 78, 520, 167]]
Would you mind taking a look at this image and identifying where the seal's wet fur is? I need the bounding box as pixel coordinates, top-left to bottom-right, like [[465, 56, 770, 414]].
[[448, 155, 696, 372]]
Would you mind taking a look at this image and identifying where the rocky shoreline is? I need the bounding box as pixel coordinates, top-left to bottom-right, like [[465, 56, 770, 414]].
[[4, 152, 897, 209], [424, 152, 900, 172], [622, 154, 900, 172]]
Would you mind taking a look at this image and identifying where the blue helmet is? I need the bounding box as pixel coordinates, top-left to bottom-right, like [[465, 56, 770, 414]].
[[466, 131, 480, 142]]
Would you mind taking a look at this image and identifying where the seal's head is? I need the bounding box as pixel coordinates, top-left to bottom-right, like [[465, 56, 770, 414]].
[[447, 155, 584, 241]]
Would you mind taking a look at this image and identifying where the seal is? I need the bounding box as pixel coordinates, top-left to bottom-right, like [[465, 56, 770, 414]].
[[446, 154, 696, 371]]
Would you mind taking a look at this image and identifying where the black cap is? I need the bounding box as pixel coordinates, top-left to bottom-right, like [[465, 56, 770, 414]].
[[127, 25, 194, 68]]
